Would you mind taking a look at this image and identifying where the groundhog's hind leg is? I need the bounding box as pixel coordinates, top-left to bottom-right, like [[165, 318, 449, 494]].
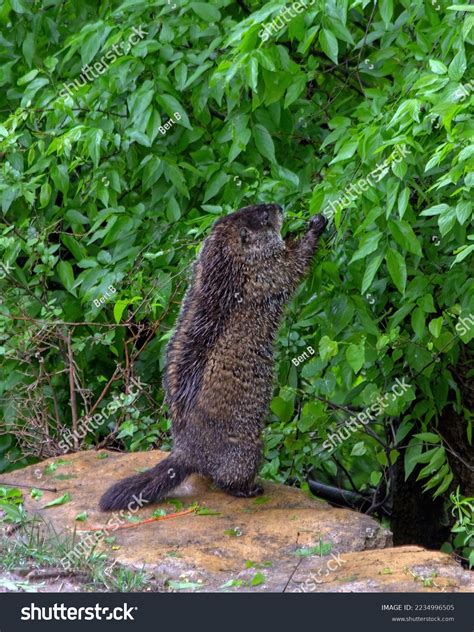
[[216, 480, 264, 498], [210, 440, 264, 498]]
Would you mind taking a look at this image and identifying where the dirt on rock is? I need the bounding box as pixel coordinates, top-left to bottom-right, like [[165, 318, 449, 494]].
[[0, 450, 471, 593]]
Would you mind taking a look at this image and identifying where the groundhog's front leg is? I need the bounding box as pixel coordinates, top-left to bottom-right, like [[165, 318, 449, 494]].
[[282, 213, 327, 288], [293, 213, 327, 258]]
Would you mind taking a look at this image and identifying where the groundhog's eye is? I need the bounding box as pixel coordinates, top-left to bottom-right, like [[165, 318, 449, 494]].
[[261, 210, 269, 222]]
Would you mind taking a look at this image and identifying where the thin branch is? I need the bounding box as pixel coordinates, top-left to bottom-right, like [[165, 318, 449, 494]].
[[0, 481, 57, 492], [66, 330, 79, 449]]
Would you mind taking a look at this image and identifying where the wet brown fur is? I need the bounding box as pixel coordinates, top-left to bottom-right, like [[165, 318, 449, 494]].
[[100, 204, 327, 510]]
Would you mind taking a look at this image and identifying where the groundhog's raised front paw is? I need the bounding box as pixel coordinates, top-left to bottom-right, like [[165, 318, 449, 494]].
[[309, 213, 328, 236]]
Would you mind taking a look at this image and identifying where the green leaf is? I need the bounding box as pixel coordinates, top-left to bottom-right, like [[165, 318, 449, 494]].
[[155, 94, 192, 130], [451, 245, 474, 266], [329, 139, 358, 164], [420, 204, 450, 216], [245, 57, 259, 92], [345, 343, 365, 374], [413, 432, 441, 443], [294, 541, 332, 557], [75, 511, 88, 521], [385, 249, 407, 294], [190, 2, 221, 22], [88, 128, 104, 167], [405, 439, 423, 480], [319, 29, 338, 64], [250, 572, 265, 586], [203, 172, 229, 203], [447, 4, 474, 10], [167, 580, 202, 591], [18, 69, 39, 85], [195, 507, 221, 516], [351, 441, 367, 456], [270, 392, 295, 424], [411, 307, 426, 338], [395, 420, 414, 443], [44, 462, 58, 475], [433, 472, 453, 498], [57, 261, 76, 295], [428, 317, 443, 338], [298, 401, 327, 431], [388, 219, 422, 257], [253, 124, 276, 163], [319, 336, 338, 362], [457, 146, 474, 162], [61, 234, 87, 262], [379, 0, 393, 24], [220, 578, 244, 588], [65, 210, 89, 225], [224, 527, 243, 537], [51, 164, 69, 194], [350, 232, 382, 263], [142, 156, 163, 192], [417, 447, 446, 480], [127, 130, 151, 147], [167, 196, 181, 222], [429, 60, 447, 75], [397, 187, 410, 219], [113, 299, 129, 324], [438, 208, 457, 237], [42, 492, 71, 508], [22, 32, 35, 67], [284, 75, 306, 108], [448, 49, 467, 81], [361, 251, 384, 294], [80, 26, 105, 66], [39, 182, 51, 208], [419, 294, 436, 313]]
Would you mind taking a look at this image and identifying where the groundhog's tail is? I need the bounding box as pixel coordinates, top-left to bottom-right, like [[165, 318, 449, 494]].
[[99, 453, 189, 511]]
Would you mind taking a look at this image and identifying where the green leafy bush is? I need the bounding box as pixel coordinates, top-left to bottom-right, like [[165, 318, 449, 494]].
[[0, 0, 472, 564]]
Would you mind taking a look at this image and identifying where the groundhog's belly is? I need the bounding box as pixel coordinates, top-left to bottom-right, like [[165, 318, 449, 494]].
[[196, 315, 277, 422]]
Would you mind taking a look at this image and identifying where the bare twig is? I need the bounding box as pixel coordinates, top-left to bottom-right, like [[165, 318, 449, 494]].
[[0, 481, 58, 492], [66, 330, 79, 449]]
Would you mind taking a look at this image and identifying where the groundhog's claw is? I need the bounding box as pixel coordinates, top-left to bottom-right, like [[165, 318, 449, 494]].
[[226, 484, 264, 498], [309, 214, 328, 235]]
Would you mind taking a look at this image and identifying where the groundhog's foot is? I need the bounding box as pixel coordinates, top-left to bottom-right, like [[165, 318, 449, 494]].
[[309, 213, 328, 236], [227, 484, 264, 498]]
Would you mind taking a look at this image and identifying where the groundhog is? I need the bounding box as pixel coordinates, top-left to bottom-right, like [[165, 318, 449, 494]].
[[99, 203, 327, 511]]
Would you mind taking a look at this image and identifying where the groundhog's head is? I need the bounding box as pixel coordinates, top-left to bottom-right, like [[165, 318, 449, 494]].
[[213, 203, 284, 260]]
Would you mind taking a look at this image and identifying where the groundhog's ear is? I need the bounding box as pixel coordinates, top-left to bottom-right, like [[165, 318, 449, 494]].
[[240, 227, 251, 244]]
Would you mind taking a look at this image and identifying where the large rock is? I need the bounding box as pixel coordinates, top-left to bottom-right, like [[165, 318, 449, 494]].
[[1, 450, 471, 592], [288, 546, 474, 592]]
